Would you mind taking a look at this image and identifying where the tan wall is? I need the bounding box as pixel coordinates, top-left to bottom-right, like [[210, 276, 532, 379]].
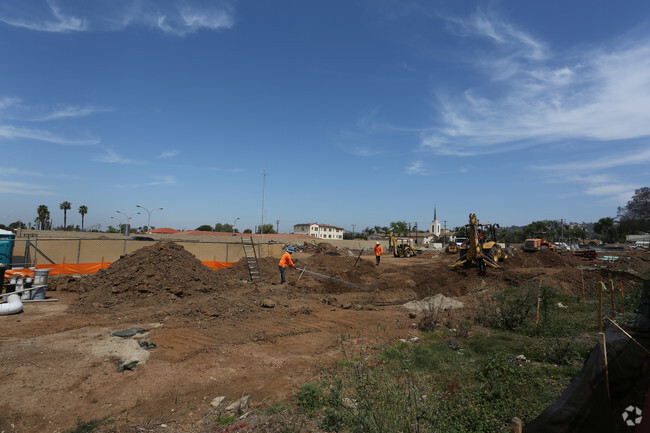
[[10, 229, 430, 267], [10, 235, 284, 267]]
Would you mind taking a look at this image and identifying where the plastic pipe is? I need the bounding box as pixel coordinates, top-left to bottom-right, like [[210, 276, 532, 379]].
[[0, 294, 23, 315]]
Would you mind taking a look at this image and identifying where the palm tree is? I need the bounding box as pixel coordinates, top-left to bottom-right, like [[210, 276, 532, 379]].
[[36, 205, 50, 230], [78, 205, 88, 231], [60, 201, 71, 229]]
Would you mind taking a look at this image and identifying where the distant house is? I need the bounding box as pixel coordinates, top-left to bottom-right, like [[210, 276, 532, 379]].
[[293, 223, 344, 240]]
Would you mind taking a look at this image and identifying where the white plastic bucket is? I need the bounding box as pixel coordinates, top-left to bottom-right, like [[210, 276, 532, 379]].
[[33, 269, 51, 286]]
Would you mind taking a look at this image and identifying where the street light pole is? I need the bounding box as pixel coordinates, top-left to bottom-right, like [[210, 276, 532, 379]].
[[232, 217, 239, 235], [116, 211, 140, 255], [136, 205, 163, 232]]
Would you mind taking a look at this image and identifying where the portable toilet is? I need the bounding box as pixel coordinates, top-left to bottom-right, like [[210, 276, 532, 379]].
[[0, 229, 15, 267]]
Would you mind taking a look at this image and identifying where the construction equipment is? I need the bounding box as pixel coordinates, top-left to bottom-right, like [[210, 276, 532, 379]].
[[523, 232, 556, 253], [478, 222, 511, 263], [389, 232, 420, 258], [445, 241, 458, 254], [448, 213, 501, 274]]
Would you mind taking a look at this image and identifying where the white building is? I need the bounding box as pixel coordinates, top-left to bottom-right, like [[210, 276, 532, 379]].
[[293, 223, 345, 240]]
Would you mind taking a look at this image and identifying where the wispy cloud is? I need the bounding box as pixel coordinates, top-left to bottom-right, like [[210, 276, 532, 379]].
[[405, 160, 427, 175], [336, 107, 418, 157], [533, 148, 647, 204], [0, 0, 234, 35], [0, 0, 87, 32], [0, 125, 99, 145], [158, 150, 178, 159], [93, 148, 139, 164], [535, 147, 650, 172], [30, 105, 112, 121], [0, 180, 56, 195], [115, 175, 177, 188], [0, 167, 43, 177], [421, 8, 650, 157]]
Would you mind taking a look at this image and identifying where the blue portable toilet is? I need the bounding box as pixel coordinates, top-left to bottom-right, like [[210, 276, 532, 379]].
[[0, 229, 15, 267]]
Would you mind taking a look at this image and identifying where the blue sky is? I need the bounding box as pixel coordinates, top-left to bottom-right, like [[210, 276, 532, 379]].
[[1, 1, 650, 233]]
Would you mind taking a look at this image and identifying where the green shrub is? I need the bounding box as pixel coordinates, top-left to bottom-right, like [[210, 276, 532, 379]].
[[296, 383, 323, 412], [478, 287, 536, 331]]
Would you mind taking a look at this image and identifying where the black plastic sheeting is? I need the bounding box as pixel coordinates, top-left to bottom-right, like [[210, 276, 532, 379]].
[[525, 283, 650, 433]]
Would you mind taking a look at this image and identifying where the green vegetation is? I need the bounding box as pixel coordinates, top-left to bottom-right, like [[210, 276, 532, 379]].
[[63, 417, 113, 433], [291, 282, 645, 432]]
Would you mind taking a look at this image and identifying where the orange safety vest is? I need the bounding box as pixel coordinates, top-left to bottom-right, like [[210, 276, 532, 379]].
[[374, 244, 383, 256], [279, 252, 295, 268]]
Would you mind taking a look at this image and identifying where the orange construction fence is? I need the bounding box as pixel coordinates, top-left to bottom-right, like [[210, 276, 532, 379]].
[[4, 260, 236, 278]]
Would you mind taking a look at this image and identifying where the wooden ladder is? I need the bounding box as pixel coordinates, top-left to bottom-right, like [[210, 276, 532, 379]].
[[241, 236, 262, 282]]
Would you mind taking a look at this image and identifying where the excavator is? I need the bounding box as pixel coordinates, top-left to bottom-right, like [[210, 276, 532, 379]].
[[445, 241, 458, 254], [389, 232, 420, 258], [523, 232, 556, 252], [448, 213, 501, 274]]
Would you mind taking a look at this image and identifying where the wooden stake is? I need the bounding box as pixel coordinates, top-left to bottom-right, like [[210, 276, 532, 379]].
[[535, 297, 541, 335], [581, 269, 585, 304], [598, 282, 604, 333], [609, 280, 616, 318], [619, 281, 624, 315], [510, 417, 522, 433], [598, 332, 610, 401]]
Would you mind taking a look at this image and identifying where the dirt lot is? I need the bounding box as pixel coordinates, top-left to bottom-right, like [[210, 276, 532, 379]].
[[1, 242, 648, 432]]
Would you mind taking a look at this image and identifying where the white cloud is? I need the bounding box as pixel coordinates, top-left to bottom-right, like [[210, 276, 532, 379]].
[[0, 180, 56, 195], [30, 105, 111, 121], [536, 147, 650, 172], [0, 0, 87, 32], [0, 167, 43, 177], [0, 124, 99, 145], [585, 183, 637, 203], [0, 0, 234, 35], [0, 97, 22, 111], [421, 9, 650, 157], [94, 148, 138, 164], [158, 150, 178, 159], [115, 175, 177, 188], [406, 160, 427, 175]]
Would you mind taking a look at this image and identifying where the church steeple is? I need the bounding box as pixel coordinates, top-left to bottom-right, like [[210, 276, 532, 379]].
[[430, 204, 441, 237]]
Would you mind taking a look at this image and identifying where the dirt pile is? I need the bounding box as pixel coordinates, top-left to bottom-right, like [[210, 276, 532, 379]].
[[68, 242, 257, 320], [507, 249, 579, 268]]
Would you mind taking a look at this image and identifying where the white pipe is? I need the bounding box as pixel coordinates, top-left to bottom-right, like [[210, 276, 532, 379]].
[[0, 294, 23, 315]]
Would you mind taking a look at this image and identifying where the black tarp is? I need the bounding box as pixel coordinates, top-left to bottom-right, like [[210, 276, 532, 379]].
[[525, 283, 650, 433]]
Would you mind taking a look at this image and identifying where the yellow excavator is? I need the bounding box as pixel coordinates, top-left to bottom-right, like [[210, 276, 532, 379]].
[[389, 232, 419, 258], [448, 213, 501, 274]]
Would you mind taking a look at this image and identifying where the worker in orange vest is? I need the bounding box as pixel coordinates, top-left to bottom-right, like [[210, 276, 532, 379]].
[[374, 242, 383, 266], [279, 247, 296, 284]]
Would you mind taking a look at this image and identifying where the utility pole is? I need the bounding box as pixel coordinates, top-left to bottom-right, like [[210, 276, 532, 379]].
[[261, 169, 267, 238], [276, 220, 279, 234], [443, 220, 447, 246], [351, 224, 355, 238], [560, 219, 565, 242]]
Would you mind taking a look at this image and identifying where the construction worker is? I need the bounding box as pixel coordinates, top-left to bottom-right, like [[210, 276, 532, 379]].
[[279, 247, 296, 284], [374, 242, 383, 266]]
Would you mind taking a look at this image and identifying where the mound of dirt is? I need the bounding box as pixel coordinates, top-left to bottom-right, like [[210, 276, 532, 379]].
[[68, 242, 256, 320], [507, 249, 578, 268]]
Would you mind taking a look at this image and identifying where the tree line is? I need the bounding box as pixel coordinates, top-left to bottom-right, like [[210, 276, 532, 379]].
[[3, 187, 647, 242]]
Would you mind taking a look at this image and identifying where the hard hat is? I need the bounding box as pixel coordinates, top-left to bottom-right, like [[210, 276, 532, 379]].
[[287, 247, 294, 253], [376, 242, 380, 245]]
